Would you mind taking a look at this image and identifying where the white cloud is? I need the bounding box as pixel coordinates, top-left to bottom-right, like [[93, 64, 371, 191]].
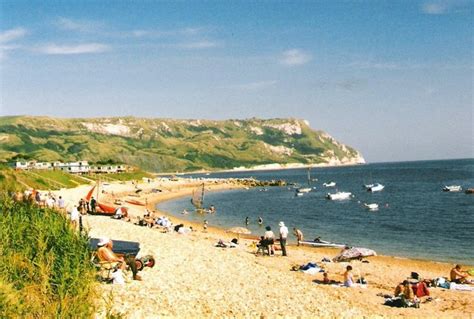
[[55, 17, 102, 32], [0, 27, 27, 43], [222, 80, 277, 91], [422, 2, 448, 14], [421, 0, 470, 14], [279, 49, 312, 66], [37, 43, 110, 55], [177, 40, 218, 49]]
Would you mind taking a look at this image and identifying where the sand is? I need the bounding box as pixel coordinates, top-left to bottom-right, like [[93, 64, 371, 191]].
[[54, 178, 474, 318]]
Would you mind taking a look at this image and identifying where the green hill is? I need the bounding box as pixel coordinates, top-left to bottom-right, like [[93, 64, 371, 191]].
[[0, 116, 365, 172]]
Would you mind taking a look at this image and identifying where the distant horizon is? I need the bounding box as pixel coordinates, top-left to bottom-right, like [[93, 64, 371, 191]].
[[1, 1, 472, 162]]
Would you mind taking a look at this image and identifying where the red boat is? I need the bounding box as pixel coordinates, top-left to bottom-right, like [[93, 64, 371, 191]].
[[85, 184, 117, 215], [125, 199, 145, 206]]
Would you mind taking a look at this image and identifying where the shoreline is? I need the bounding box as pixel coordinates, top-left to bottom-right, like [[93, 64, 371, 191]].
[[149, 185, 474, 268], [55, 178, 473, 317]]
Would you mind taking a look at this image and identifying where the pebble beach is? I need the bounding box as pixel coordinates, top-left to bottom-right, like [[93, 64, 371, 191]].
[[55, 178, 473, 318]]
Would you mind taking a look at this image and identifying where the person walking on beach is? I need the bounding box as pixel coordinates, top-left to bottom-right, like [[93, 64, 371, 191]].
[[279, 221, 289, 256], [293, 227, 303, 245]]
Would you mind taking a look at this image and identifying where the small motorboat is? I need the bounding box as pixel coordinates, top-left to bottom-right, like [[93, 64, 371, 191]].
[[296, 187, 312, 193], [443, 185, 462, 192], [326, 192, 352, 200], [364, 203, 379, 211], [295, 192, 304, 197], [364, 184, 374, 189], [367, 183, 384, 192], [323, 181, 336, 187], [299, 239, 346, 248]]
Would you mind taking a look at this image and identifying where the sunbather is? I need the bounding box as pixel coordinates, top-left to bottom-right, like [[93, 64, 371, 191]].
[[450, 264, 469, 284], [343, 265, 354, 287], [96, 237, 142, 281]]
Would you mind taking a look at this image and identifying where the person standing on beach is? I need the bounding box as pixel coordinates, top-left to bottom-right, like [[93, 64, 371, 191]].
[[264, 226, 275, 255], [90, 196, 97, 213], [279, 221, 289, 256], [293, 228, 303, 245], [203, 220, 208, 232], [69, 205, 80, 230]]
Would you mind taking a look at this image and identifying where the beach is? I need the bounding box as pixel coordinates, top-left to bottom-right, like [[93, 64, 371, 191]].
[[55, 178, 474, 318]]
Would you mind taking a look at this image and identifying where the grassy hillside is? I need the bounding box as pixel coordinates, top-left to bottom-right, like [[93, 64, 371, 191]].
[[0, 116, 365, 172], [0, 196, 96, 318]]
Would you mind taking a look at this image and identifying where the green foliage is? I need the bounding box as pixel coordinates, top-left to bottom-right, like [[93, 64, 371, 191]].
[[0, 116, 363, 172], [0, 196, 97, 318]]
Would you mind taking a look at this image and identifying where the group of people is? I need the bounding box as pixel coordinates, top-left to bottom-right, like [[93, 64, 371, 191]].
[[12, 189, 67, 212], [256, 221, 289, 256]]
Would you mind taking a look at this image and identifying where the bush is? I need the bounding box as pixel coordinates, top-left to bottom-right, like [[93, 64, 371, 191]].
[[0, 196, 97, 318]]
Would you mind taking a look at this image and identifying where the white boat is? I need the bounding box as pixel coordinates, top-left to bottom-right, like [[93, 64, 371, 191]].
[[299, 240, 346, 248], [323, 181, 336, 187], [296, 187, 312, 193], [364, 184, 374, 189], [443, 185, 462, 192], [296, 168, 313, 193], [295, 192, 304, 197], [367, 183, 384, 192], [364, 203, 379, 211], [326, 192, 352, 200]]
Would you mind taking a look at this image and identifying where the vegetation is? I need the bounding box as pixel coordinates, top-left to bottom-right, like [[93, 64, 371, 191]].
[[0, 116, 363, 172], [0, 196, 97, 318]]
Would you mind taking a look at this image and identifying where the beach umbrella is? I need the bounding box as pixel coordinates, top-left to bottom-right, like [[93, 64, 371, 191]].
[[332, 247, 377, 262], [226, 227, 251, 238]]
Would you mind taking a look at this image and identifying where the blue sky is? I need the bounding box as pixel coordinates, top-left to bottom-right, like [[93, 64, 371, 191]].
[[0, 1, 472, 162]]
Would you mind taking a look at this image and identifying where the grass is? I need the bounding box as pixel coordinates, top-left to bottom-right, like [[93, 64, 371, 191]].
[[88, 170, 153, 182], [0, 195, 97, 318]]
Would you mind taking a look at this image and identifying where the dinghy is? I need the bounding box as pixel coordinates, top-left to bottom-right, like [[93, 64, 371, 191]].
[[367, 183, 384, 192], [364, 203, 379, 211], [443, 185, 462, 192], [323, 181, 336, 187], [326, 192, 352, 200], [299, 240, 346, 248]]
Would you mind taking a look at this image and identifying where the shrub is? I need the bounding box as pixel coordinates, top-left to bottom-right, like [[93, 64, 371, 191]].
[[0, 196, 97, 318]]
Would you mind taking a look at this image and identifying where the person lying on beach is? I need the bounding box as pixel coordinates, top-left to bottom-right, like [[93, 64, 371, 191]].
[[96, 237, 142, 281], [450, 265, 470, 284]]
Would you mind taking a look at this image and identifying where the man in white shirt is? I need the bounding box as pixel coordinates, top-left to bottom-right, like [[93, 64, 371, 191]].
[[69, 205, 80, 229], [279, 221, 289, 256]]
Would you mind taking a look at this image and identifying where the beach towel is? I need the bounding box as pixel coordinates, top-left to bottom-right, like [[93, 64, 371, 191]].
[[449, 283, 474, 291]]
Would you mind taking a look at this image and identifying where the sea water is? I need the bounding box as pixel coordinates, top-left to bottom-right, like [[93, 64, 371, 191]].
[[157, 159, 474, 264]]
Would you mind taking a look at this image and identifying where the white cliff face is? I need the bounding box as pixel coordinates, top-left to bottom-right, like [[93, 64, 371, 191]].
[[81, 122, 131, 136], [249, 126, 264, 135], [264, 122, 302, 135], [263, 143, 294, 156]]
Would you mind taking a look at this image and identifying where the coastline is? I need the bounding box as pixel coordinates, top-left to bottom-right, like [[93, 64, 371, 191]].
[[56, 178, 473, 317]]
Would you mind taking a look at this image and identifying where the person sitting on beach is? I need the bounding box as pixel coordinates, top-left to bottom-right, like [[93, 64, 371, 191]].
[[323, 272, 330, 284], [263, 226, 275, 255], [293, 228, 304, 245], [96, 237, 141, 281], [343, 265, 354, 287], [256, 236, 270, 255], [450, 264, 469, 284]]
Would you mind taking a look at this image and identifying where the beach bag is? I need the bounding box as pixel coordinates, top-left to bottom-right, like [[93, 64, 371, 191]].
[[111, 269, 125, 285]]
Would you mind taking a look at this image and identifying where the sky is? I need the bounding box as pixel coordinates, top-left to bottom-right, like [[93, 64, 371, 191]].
[[0, 1, 472, 163]]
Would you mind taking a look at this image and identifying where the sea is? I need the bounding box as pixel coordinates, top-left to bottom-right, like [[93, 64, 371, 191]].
[[157, 159, 474, 265]]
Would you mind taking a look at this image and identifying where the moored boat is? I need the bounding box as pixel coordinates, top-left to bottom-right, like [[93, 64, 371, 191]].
[[326, 191, 352, 200], [443, 185, 462, 192], [364, 203, 379, 210], [299, 240, 346, 248], [323, 181, 336, 187], [367, 183, 384, 192]]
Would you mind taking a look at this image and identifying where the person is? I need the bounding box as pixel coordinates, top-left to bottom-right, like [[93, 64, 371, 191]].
[[96, 237, 141, 281], [322, 272, 332, 284], [394, 280, 408, 296], [343, 265, 354, 287], [208, 205, 216, 213], [57, 196, 65, 212], [293, 227, 303, 245], [203, 220, 208, 232], [264, 226, 275, 255], [245, 216, 249, 226], [258, 216, 263, 225], [35, 191, 41, 205], [450, 264, 469, 283], [69, 205, 80, 229], [90, 196, 97, 213], [279, 221, 288, 256], [400, 280, 418, 306], [78, 198, 86, 215]]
